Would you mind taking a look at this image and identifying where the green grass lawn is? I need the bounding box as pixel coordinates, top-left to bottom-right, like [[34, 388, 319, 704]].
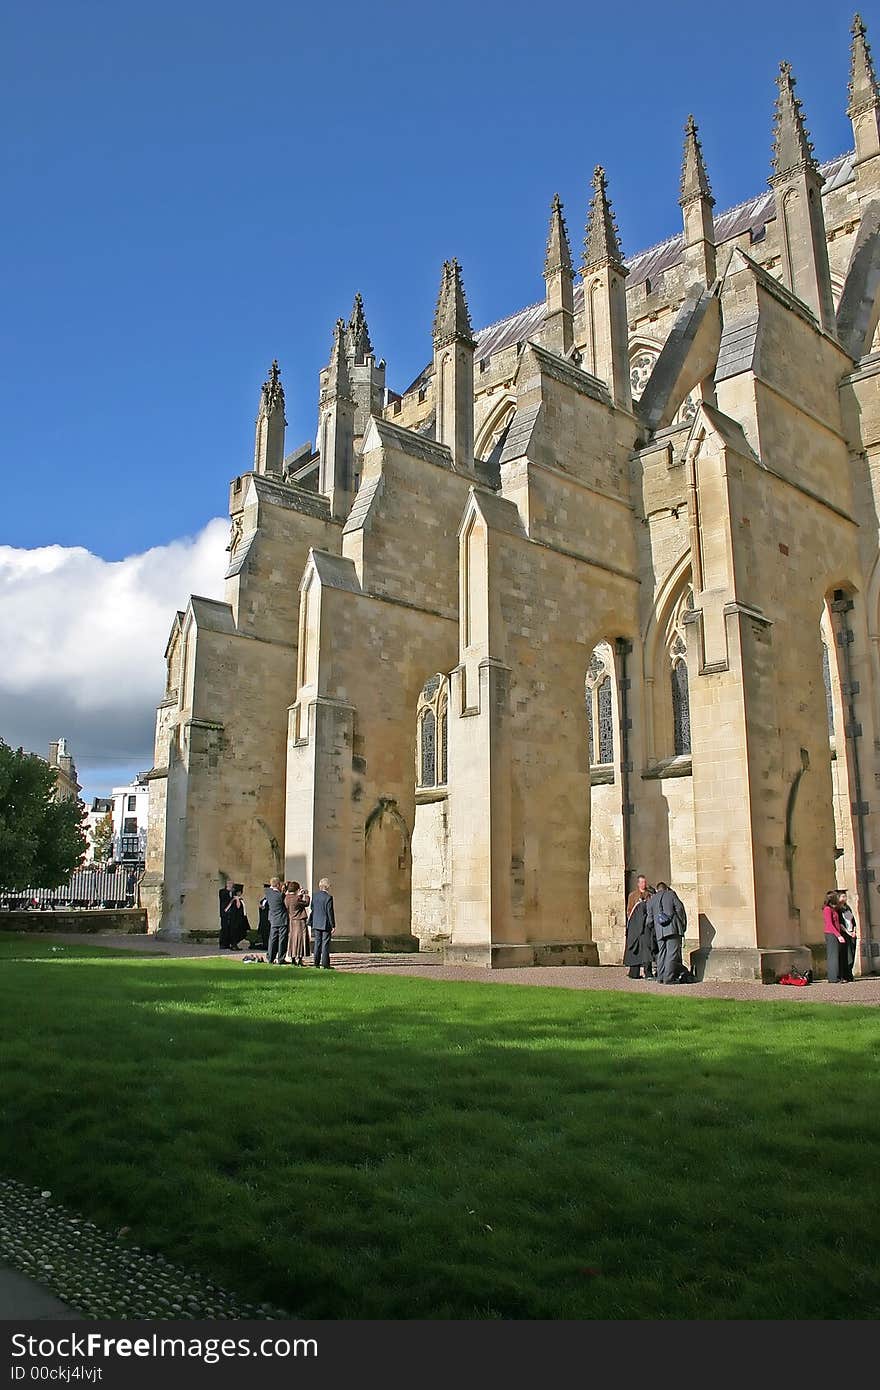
[[1, 934, 879, 1319]]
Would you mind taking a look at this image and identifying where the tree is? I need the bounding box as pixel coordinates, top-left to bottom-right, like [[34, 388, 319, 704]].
[[0, 740, 88, 888], [90, 811, 114, 864]]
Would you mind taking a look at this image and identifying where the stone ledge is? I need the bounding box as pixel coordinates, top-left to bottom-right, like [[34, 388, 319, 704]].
[[441, 941, 600, 968], [690, 944, 816, 983], [0, 910, 147, 935], [360, 935, 420, 953]]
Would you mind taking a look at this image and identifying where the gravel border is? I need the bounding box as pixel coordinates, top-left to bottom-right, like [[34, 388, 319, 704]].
[[0, 1179, 287, 1320]]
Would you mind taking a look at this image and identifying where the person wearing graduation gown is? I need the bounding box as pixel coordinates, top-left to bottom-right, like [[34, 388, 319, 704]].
[[623, 882, 656, 980], [257, 885, 271, 951], [221, 886, 248, 949]]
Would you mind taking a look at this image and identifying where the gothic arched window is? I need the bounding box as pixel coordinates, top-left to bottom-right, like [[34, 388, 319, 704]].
[[439, 694, 448, 785], [671, 660, 691, 756], [585, 644, 615, 770], [420, 709, 437, 787], [821, 640, 835, 737], [663, 590, 693, 759], [416, 674, 449, 790]]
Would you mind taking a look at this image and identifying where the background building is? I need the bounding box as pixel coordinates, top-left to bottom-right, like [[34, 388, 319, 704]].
[[110, 775, 149, 870], [84, 797, 113, 864], [47, 738, 80, 802]]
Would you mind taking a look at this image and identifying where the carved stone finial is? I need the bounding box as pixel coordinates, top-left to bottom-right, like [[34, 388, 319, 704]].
[[259, 358, 285, 418], [849, 13, 880, 117], [680, 114, 714, 207], [324, 319, 354, 403], [544, 193, 574, 280], [771, 61, 818, 177], [582, 165, 626, 273], [432, 258, 476, 350], [346, 292, 373, 361]]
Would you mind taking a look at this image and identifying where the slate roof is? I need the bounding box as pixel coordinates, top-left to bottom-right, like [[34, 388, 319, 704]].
[[403, 151, 854, 394]]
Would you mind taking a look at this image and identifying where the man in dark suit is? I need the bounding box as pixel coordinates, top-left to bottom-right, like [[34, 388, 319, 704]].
[[311, 877, 336, 969], [645, 881, 687, 983], [265, 877, 289, 965]]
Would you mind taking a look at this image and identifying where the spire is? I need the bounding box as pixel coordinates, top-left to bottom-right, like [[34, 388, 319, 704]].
[[260, 359, 285, 418], [432, 259, 476, 350], [346, 292, 373, 362], [848, 14, 880, 178], [767, 62, 835, 330], [253, 358, 286, 474], [771, 61, 818, 177], [849, 14, 880, 117], [680, 115, 714, 206], [542, 194, 575, 355], [544, 193, 574, 280], [325, 319, 354, 402], [318, 320, 355, 518], [583, 166, 626, 272], [679, 116, 716, 287]]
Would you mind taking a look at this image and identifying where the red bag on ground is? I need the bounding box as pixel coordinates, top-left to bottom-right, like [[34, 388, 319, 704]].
[[778, 969, 812, 986]]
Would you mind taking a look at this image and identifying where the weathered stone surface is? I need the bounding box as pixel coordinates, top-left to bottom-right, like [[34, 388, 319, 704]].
[[146, 23, 880, 979]]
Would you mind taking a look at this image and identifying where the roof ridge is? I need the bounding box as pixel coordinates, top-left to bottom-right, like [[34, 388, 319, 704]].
[[623, 148, 853, 266], [472, 149, 854, 339]]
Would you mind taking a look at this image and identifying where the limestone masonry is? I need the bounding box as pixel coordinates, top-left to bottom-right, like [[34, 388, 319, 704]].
[[144, 18, 880, 979]]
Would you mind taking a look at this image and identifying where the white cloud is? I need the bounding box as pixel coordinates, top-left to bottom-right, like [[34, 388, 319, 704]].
[[0, 519, 229, 795]]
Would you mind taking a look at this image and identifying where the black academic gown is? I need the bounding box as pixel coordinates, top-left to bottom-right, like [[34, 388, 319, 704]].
[[257, 897, 270, 950], [623, 899, 656, 969], [221, 897, 248, 948]]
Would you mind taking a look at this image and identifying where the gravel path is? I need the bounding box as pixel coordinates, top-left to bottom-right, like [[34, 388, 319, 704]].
[[0, 1179, 286, 1320], [12, 931, 880, 1004]]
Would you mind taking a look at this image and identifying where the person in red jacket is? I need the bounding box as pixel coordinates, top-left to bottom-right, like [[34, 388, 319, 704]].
[[822, 890, 848, 983]]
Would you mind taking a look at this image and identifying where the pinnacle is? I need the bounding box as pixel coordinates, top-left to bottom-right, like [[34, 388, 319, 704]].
[[544, 193, 574, 280], [325, 318, 354, 401], [260, 358, 284, 415], [680, 114, 714, 206], [582, 165, 625, 272], [771, 61, 818, 177], [849, 12, 880, 117], [432, 258, 476, 350], [347, 292, 373, 361]]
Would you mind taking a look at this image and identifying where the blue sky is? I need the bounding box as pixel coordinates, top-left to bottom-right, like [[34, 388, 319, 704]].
[[1, 0, 864, 556], [0, 0, 870, 801]]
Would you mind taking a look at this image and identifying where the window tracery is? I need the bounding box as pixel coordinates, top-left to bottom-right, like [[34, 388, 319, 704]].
[[585, 643, 615, 768], [667, 589, 693, 757], [822, 640, 835, 737], [416, 674, 449, 789], [629, 350, 657, 401]]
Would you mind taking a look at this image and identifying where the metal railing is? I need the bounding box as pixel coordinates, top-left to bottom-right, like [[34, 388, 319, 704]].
[[0, 864, 143, 911]]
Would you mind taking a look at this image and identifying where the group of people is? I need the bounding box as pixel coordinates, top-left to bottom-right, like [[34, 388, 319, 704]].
[[626, 875, 861, 984], [623, 875, 690, 984], [822, 888, 859, 982], [219, 876, 337, 969]]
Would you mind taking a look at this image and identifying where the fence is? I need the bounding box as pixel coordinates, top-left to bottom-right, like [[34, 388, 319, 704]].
[[0, 865, 142, 911]]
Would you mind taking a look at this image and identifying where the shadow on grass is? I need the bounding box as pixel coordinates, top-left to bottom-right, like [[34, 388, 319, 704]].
[[1, 951, 879, 1319]]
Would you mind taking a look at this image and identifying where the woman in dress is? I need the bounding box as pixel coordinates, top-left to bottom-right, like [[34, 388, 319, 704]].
[[822, 889, 848, 983], [284, 880, 311, 965]]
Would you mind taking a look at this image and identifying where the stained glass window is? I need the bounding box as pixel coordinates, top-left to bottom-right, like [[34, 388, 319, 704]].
[[439, 702, 448, 785], [672, 660, 691, 756], [597, 678, 614, 763], [420, 708, 436, 787], [586, 702, 595, 765], [822, 642, 835, 736]]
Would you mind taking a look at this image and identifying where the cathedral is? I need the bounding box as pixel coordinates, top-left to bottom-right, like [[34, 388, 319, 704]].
[[144, 17, 880, 980]]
